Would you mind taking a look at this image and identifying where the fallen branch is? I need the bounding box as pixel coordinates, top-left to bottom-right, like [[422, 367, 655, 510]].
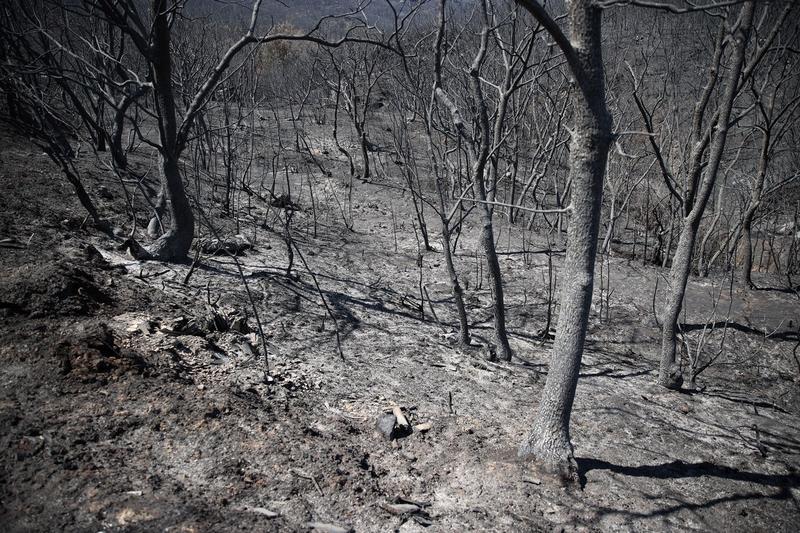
[[291, 468, 323, 495], [182, 247, 201, 285]]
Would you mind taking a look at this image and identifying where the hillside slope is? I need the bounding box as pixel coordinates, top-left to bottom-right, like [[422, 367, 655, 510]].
[[1, 129, 799, 532]]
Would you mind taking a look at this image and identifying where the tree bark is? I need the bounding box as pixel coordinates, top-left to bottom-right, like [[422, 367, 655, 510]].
[[148, 155, 195, 260], [741, 216, 755, 286], [516, 0, 612, 479]]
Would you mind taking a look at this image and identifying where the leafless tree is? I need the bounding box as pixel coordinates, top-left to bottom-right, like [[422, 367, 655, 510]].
[[514, 0, 613, 479], [647, 1, 793, 389], [0, 0, 397, 261]]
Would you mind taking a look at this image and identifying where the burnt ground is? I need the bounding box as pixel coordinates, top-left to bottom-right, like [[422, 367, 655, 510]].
[[1, 127, 799, 532]]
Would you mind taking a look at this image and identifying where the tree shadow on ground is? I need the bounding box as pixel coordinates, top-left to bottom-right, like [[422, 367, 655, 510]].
[[578, 368, 653, 379], [753, 284, 800, 295], [574, 457, 800, 522], [702, 389, 792, 414], [680, 320, 798, 341], [576, 457, 800, 491]]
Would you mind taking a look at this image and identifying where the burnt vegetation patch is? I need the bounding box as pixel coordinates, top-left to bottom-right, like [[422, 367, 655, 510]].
[[1, 1, 800, 532]]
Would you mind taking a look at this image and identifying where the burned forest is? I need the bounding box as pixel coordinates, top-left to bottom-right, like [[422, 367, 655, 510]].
[[1, 0, 799, 531]]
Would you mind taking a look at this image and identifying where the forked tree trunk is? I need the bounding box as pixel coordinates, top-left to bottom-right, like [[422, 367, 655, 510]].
[[148, 155, 195, 260], [517, 0, 612, 479], [438, 2, 513, 361], [658, 1, 754, 389], [469, 17, 513, 362], [146, 0, 195, 261]]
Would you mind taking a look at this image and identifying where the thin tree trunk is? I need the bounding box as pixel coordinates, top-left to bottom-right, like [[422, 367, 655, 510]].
[[658, 1, 754, 389], [476, 170, 513, 360], [469, 7, 513, 361], [437, 186, 470, 345], [601, 195, 616, 254], [49, 149, 103, 226], [742, 218, 755, 286], [430, 0, 470, 346], [359, 128, 371, 181], [507, 162, 518, 224], [698, 177, 725, 277], [658, 218, 699, 388], [95, 100, 106, 152], [742, 128, 771, 288]]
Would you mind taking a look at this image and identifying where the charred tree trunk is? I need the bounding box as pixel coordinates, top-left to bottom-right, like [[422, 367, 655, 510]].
[[658, 217, 699, 389], [741, 215, 756, 286], [437, 183, 470, 346], [48, 148, 103, 226], [146, 0, 195, 261], [358, 128, 371, 181], [95, 100, 106, 152]]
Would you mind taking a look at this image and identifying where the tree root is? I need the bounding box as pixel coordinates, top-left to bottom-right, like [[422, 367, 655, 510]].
[[658, 364, 684, 390]]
